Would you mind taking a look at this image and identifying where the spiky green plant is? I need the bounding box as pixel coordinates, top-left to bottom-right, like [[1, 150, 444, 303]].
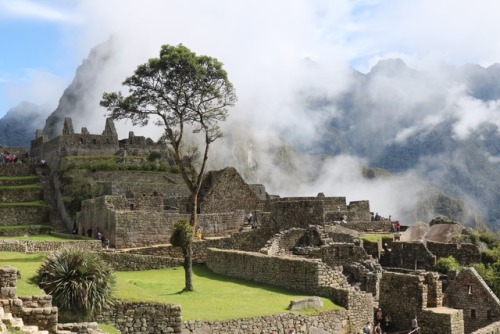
[[33, 249, 116, 322]]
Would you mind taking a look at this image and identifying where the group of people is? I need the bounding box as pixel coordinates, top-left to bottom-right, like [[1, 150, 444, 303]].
[[72, 226, 110, 249], [0, 152, 21, 164], [362, 311, 418, 333]]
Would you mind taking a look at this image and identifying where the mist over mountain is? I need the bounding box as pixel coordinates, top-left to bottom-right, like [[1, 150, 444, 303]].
[[42, 38, 119, 139], [0, 101, 48, 149], [6, 38, 500, 230]]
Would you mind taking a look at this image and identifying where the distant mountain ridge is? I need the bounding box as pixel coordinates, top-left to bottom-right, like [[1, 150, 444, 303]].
[[0, 101, 48, 149], [2, 41, 500, 230]]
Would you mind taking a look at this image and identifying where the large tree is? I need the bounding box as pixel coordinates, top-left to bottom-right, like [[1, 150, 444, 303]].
[[100, 44, 236, 291]]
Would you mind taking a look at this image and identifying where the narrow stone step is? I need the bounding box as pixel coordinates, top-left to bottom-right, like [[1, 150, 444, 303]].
[[20, 325, 40, 334]]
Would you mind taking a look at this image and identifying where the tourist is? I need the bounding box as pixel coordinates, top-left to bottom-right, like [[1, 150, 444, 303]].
[[395, 221, 401, 232], [246, 212, 253, 224], [375, 307, 383, 323], [195, 226, 202, 240], [411, 315, 419, 333], [87, 228, 93, 238], [374, 322, 382, 334], [383, 243, 390, 253], [384, 314, 392, 331], [362, 321, 371, 334]]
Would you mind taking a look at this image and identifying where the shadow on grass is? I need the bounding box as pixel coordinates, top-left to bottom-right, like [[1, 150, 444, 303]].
[[192, 264, 311, 297]]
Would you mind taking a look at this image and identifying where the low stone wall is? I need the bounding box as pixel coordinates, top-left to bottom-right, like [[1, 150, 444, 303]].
[[426, 241, 481, 265], [0, 187, 43, 203], [0, 265, 17, 298], [206, 248, 373, 330], [20, 306, 58, 333], [98, 251, 183, 271], [0, 163, 34, 177], [0, 206, 50, 226], [183, 309, 350, 334], [420, 308, 464, 334], [471, 321, 500, 333], [294, 243, 370, 266], [0, 239, 101, 253], [362, 239, 380, 258], [390, 241, 436, 270], [122, 228, 273, 264], [97, 300, 182, 334], [344, 221, 394, 232]]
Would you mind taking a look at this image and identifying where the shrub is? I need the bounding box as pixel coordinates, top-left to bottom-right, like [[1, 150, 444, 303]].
[[170, 220, 193, 250], [147, 151, 162, 162], [434, 256, 461, 274], [33, 249, 116, 322]]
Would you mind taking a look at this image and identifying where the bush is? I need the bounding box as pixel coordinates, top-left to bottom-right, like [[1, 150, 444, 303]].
[[33, 249, 116, 322], [434, 256, 461, 274], [147, 151, 162, 162], [170, 220, 193, 250]]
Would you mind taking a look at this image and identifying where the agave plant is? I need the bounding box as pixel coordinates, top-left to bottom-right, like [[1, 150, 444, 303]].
[[34, 249, 116, 322]]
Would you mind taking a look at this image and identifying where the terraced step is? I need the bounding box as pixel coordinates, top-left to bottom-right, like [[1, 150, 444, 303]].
[[0, 176, 40, 187], [0, 186, 43, 203], [1, 312, 24, 329], [0, 205, 50, 226]]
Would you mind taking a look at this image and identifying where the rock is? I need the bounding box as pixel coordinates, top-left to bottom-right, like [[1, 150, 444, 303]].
[[287, 296, 323, 310]]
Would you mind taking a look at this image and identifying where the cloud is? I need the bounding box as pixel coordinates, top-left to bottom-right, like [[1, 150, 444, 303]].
[[0, 0, 73, 22]]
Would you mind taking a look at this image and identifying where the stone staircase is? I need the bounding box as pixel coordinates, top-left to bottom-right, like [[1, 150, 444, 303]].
[[0, 307, 49, 334]]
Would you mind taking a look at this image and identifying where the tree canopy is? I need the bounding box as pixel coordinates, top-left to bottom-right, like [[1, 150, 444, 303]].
[[100, 44, 236, 291]]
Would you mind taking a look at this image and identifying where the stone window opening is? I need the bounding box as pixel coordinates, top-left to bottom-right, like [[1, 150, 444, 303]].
[[487, 310, 492, 320], [468, 285, 472, 294], [130, 204, 134, 211], [471, 309, 476, 319]]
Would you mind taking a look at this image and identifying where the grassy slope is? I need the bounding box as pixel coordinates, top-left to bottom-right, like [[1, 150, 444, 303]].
[[0, 251, 341, 321]]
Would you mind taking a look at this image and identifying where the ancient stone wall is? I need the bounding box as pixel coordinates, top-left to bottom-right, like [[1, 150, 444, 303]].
[[347, 200, 371, 221], [183, 309, 351, 333], [0, 187, 43, 203], [77, 195, 251, 249], [198, 167, 263, 214], [206, 248, 373, 330], [97, 301, 182, 334], [379, 272, 428, 332], [123, 228, 273, 264], [0, 266, 58, 333], [420, 308, 464, 334], [268, 198, 325, 229], [344, 221, 394, 233], [342, 260, 383, 298], [263, 228, 308, 256], [98, 252, 183, 271], [444, 268, 500, 333], [0, 239, 101, 253], [471, 321, 500, 333], [427, 241, 481, 265], [0, 206, 49, 226], [389, 241, 436, 270], [294, 243, 370, 267], [0, 163, 35, 177]]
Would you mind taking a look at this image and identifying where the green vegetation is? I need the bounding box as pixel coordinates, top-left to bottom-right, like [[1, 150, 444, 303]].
[[0, 201, 47, 207], [0, 176, 39, 181], [0, 234, 75, 241], [97, 323, 121, 334], [0, 184, 41, 190], [0, 252, 46, 296], [59, 155, 177, 173], [473, 263, 500, 298], [361, 233, 389, 243], [115, 266, 340, 320], [434, 256, 461, 274], [33, 249, 116, 322], [0, 252, 340, 321]]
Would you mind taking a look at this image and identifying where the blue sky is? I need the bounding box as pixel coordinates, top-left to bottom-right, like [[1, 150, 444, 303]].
[[1, 0, 500, 119]]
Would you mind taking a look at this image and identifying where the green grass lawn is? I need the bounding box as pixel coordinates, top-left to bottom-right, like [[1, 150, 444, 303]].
[[0, 234, 73, 241], [361, 233, 391, 242], [0, 252, 342, 321]]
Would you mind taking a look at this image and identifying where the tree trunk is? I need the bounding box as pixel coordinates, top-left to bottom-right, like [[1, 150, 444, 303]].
[[182, 241, 194, 291]]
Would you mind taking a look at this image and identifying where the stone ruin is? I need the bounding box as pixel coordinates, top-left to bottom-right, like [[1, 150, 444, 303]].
[[0, 117, 493, 333]]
